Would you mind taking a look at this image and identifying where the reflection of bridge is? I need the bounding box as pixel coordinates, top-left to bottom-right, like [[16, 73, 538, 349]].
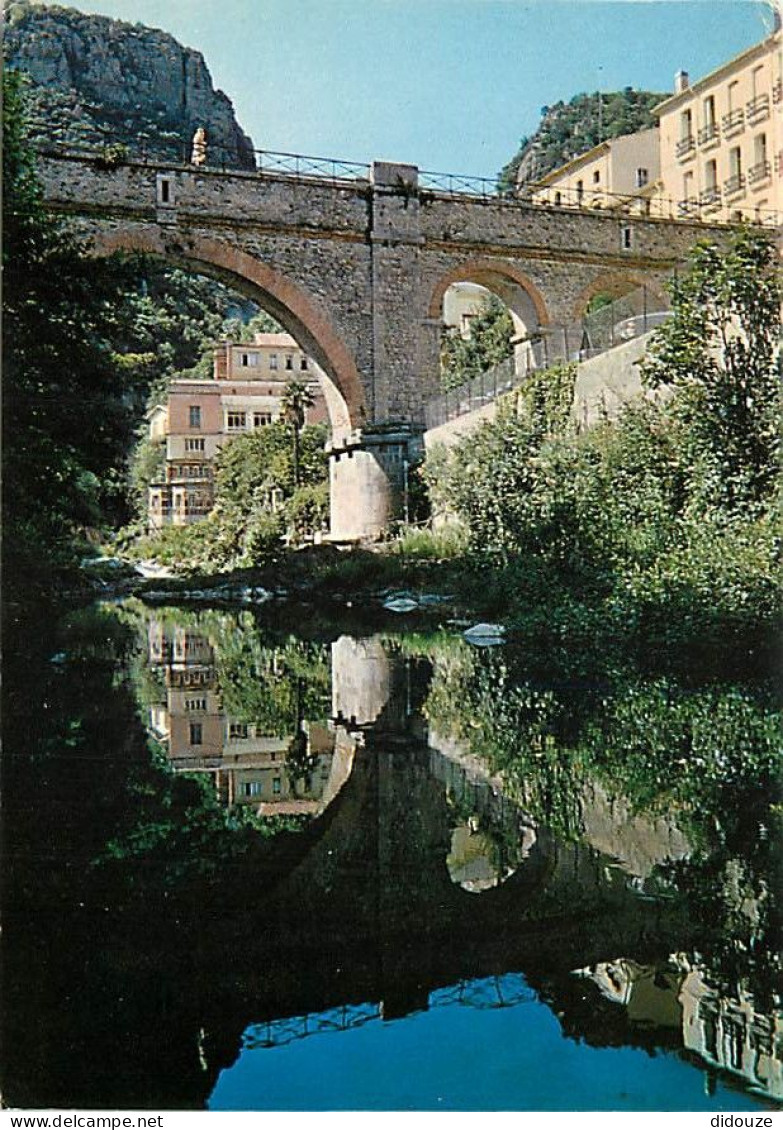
[[242, 973, 535, 1051], [38, 148, 723, 538], [3, 621, 729, 1111]]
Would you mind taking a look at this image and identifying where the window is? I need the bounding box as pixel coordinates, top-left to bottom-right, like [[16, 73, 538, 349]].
[[285, 355, 294, 370], [185, 697, 207, 712], [576, 179, 584, 203], [185, 438, 205, 452], [241, 352, 258, 367], [300, 356, 308, 371], [729, 146, 742, 177], [272, 777, 282, 795], [728, 80, 739, 111], [156, 175, 174, 206], [269, 354, 278, 370], [554, 190, 562, 206], [229, 722, 249, 740], [226, 411, 246, 431], [705, 159, 717, 190], [189, 405, 202, 428], [593, 169, 600, 184], [189, 722, 203, 746], [755, 132, 768, 164], [621, 226, 632, 250], [704, 95, 716, 127], [752, 64, 765, 98], [243, 781, 263, 797], [680, 109, 692, 138], [253, 412, 272, 428], [635, 168, 649, 188]]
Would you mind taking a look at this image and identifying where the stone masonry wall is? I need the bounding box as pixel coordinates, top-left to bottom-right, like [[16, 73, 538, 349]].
[[38, 153, 724, 435]]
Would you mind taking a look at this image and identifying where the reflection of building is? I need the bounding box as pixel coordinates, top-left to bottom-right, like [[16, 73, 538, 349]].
[[143, 617, 348, 816], [148, 333, 328, 530], [575, 957, 783, 1102], [680, 967, 783, 1103]]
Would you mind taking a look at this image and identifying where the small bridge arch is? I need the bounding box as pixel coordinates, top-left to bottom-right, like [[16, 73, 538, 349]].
[[573, 271, 670, 320], [428, 257, 550, 342]]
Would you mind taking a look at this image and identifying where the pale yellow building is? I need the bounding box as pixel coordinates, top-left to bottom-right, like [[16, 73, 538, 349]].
[[528, 128, 661, 214], [653, 29, 782, 225]]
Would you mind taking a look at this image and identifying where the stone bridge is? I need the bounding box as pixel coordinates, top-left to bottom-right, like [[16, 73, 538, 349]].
[[38, 149, 724, 538]]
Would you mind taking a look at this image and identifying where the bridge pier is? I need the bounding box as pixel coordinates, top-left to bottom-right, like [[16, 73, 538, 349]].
[[327, 427, 422, 541]]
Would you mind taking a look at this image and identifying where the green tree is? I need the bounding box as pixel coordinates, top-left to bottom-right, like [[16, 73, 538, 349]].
[[281, 379, 316, 487], [641, 229, 781, 513], [440, 295, 514, 391], [2, 71, 147, 582]]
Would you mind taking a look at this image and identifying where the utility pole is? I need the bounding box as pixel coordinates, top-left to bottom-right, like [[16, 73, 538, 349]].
[[597, 65, 604, 142]]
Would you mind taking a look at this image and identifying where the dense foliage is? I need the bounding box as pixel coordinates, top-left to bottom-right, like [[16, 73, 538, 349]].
[[425, 230, 780, 644], [440, 295, 514, 391], [126, 422, 330, 570], [498, 88, 666, 193], [3, 70, 146, 585]]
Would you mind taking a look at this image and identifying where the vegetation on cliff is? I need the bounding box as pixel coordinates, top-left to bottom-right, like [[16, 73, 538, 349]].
[[498, 88, 666, 192]]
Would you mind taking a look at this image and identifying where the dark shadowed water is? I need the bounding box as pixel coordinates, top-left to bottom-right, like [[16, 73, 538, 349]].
[[3, 598, 780, 1111]]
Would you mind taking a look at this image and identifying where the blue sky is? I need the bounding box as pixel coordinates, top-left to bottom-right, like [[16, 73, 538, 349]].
[[69, 0, 772, 177]]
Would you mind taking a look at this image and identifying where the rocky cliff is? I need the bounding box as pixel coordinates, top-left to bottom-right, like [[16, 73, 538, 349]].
[[4, 1, 256, 168]]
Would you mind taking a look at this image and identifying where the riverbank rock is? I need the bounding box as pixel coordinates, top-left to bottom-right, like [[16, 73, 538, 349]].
[[463, 622, 506, 646]]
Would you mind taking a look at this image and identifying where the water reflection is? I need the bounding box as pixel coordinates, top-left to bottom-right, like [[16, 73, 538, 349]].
[[2, 599, 780, 1111], [143, 614, 350, 817]]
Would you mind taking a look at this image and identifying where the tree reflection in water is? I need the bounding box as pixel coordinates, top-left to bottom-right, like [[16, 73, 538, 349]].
[[2, 600, 779, 1110]]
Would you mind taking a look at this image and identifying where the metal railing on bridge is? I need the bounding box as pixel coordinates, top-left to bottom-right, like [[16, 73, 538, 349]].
[[38, 140, 781, 228], [425, 286, 670, 430], [240, 973, 536, 1051]]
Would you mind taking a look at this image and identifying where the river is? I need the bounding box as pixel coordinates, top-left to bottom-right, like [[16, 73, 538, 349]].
[[3, 597, 780, 1111]]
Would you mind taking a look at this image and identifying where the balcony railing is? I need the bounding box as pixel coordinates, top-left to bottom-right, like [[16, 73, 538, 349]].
[[722, 108, 745, 137], [698, 122, 720, 147], [678, 196, 700, 217], [747, 159, 771, 185], [675, 135, 696, 159], [746, 93, 770, 125], [773, 79, 783, 104], [724, 173, 746, 197], [699, 186, 721, 209]]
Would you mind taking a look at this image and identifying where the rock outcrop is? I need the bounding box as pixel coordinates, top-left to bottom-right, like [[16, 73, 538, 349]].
[[4, 1, 256, 168]]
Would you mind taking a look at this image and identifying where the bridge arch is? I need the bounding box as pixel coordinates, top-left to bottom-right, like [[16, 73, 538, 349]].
[[573, 272, 670, 320], [428, 258, 550, 336], [90, 226, 365, 435]]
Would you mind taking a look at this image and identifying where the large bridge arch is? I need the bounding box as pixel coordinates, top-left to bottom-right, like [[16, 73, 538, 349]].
[[91, 226, 364, 436]]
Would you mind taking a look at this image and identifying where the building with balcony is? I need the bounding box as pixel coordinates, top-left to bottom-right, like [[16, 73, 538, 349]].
[[527, 128, 661, 214], [653, 27, 782, 225], [147, 332, 327, 529]]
